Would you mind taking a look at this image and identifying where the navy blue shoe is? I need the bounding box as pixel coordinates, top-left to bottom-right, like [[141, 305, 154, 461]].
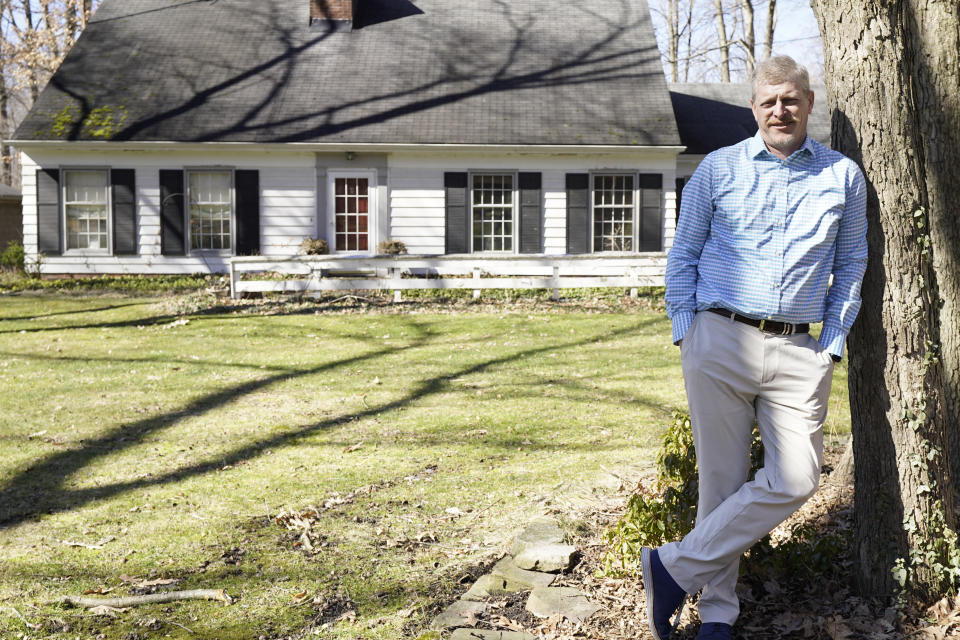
[[641, 547, 687, 640], [696, 622, 732, 639]]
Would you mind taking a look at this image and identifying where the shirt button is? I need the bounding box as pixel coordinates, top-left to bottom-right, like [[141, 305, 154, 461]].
[[772, 283, 780, 289]]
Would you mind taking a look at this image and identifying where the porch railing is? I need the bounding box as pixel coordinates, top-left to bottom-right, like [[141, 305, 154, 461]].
[[229, 254, 667, 300]]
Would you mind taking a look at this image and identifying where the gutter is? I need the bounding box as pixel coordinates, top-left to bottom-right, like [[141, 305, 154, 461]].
[[7, 139, 687, 156]]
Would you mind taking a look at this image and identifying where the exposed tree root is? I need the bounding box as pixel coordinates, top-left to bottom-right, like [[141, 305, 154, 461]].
[[54, 589, 233, 608]]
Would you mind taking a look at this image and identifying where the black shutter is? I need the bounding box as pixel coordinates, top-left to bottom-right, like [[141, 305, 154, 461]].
[[112, 169, 137, 255], [639, 174, 663, 252], [444, 172, 468, 254], [235, 169, 260, 255], [518, 172, 542, 254], [675, 177, 687, 225], [37, 168, 61, 255], [159, 170, 185, 256], [565, 173, 590, 254]]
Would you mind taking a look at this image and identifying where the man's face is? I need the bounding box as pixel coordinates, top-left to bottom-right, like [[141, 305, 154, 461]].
[[751, 81, 814, 159]]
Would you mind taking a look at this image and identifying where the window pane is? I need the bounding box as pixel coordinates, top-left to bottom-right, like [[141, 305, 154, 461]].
[[470, 173, 514, 253], [592, 174, 634, 253], [332, 175, 371, 252], [64, 170, 109, 251], [189, 171, 231, 250]]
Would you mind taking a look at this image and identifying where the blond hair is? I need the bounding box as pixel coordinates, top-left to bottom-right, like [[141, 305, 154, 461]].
[[751, 55, 811, 99]]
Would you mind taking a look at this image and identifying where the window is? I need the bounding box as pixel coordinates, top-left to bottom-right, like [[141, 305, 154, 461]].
[[188, 170, 232, 251], [591, 174, 663, 252], [471, 174, 514, 252], [333, 177, 370, 251], [593, 175, 634, 252], [64, 169, 109, 251]]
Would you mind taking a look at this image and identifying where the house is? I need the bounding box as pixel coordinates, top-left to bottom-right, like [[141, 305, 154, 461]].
[[9, 0, 828, 278], [0, 184, 23, 251]]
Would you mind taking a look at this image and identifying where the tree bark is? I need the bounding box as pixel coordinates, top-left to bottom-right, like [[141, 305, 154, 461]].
[[666, 0, 680, 82], [712, 0, 731, 82], [762, 0, 776, 61], [812, 0, 960, 602], [736, 0, 755, 75]]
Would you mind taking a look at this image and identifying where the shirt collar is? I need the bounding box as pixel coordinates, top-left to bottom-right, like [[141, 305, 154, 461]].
[[749, 130, 816, 163]]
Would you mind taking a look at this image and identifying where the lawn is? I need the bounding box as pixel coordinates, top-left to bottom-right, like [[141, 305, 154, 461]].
[[0, 290, 851, 639]]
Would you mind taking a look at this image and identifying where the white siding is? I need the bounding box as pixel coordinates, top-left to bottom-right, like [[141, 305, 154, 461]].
[[388, 166, 445, 254], [387, 150, 679, 258], [20, 146, 680, 275], [20, 148, 315, 274], [20, 153, 38, 263]]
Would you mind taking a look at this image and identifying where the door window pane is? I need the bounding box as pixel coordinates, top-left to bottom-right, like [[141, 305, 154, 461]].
[[334, 177, 371, 252]]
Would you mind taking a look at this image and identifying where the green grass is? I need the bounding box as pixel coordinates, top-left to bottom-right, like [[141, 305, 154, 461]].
[[0, 291, 850, 639]]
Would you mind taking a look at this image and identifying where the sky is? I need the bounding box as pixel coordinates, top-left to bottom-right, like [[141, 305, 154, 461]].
[[771, 0, 825, 81], [650, 0, 825, 84]]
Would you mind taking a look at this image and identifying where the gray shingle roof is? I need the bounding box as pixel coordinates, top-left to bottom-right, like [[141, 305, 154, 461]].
[[669, 83, 829, 154], [15, 0, 680, 147]]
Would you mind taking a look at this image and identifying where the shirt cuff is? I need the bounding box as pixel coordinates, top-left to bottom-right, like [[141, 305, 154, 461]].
[[818, 325, 847, 359], [671, 311, 696, 345]]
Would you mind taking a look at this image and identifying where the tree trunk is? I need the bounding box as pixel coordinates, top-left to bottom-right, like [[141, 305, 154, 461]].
[[736, 0, 755, 76], [812, 0, 960, 602], [712, 0, 731, 81], [41, 0, 60, 60], [667, 0, 680, 82], [0, 12, 10, 187], [762, 0, 776, 61]]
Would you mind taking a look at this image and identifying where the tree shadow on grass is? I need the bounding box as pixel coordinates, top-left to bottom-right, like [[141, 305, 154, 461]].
[[0, 316, 660, 529]]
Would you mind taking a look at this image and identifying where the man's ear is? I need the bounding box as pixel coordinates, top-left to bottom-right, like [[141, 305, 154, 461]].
[[808, 91, 815, 112]]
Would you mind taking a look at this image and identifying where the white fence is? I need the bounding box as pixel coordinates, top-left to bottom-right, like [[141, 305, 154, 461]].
[[229, 254, 667, 300]]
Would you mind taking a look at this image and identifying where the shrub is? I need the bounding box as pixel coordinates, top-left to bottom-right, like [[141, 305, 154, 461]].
[[377, 238, 408, 255], [602, 411, 765, 576], [1, 241, 25, 272], [299, 237, 329, 255]]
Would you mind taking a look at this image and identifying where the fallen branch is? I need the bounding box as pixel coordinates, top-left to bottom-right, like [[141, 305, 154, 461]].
[[54, 590, 233, 609]]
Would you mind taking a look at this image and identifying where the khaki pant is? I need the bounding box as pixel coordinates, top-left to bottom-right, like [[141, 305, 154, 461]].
[[659, 311, 834, 625]]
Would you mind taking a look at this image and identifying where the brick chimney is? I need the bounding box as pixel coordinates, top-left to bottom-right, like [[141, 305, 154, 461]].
[[310, 0, 359, 29]]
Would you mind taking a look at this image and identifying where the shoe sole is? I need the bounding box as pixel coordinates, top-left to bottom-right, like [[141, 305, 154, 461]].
[[641, 547, 664, 640], [641, 547, 685, 640]]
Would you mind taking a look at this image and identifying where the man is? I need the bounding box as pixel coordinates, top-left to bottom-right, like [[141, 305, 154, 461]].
[[646, 55, 868, 640]]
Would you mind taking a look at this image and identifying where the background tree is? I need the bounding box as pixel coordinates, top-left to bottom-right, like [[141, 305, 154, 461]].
[[649, 0, 803, 84], [0, 0, 99, 187], [812, 0, 960, 601]]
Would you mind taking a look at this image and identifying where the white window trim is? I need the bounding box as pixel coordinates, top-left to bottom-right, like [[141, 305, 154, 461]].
[[61, 167, 112, 256], [185, 167, 236, 257], [468, 170, 518, 254], [589, 171, 639, 254], [326, 169, 378, 255]]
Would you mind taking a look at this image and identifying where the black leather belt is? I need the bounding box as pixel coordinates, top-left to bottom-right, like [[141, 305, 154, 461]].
[[707, 308, 809, 335]]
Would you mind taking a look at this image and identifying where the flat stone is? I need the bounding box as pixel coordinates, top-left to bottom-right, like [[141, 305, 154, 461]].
[[490, 557, 556, 588], [461, 573, 529, 601], [525, 586, 600, 623], [513, 542, 578, 573], [509, 517, 566, 557], [450, 629, 536, 640], [432, 600, 487, 629]]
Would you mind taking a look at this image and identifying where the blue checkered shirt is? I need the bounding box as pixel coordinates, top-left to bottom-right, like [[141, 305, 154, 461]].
[[665, 132, 868, 358]]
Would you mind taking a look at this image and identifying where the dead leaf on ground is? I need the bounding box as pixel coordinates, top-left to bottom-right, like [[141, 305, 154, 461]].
[[88, 605, 127, 617], [60, 536, 115, 550], [343, 442, 363, 453]]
